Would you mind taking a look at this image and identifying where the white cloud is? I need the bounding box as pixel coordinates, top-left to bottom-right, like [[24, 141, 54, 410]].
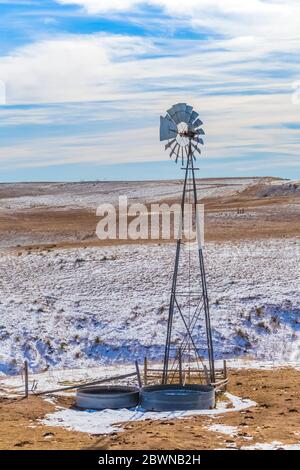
[[0, 0, 299, 174], [0, 34, 156, 104], [57, 0, 141, 14], [0, 91, 299, 172], [0, 29, 299, 171], [0, 126, 160, 169], [1, 30, 299, 105], [57, 0, 300, 42]]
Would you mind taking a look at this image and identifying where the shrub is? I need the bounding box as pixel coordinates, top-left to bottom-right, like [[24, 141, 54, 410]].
[[271, 316, 280, 327], [257, 321, 271, 333], [255, 306, 264, 317], [235, 328, 251, 342]]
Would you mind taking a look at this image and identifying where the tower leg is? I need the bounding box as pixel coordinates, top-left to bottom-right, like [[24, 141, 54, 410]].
[[191, 154, 215, 383], [162, 160, 189, 385], [162, 240, 181, 384]]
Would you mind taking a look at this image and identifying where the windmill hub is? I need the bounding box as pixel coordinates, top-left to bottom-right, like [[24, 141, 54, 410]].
[[178, 130, 196, 137]]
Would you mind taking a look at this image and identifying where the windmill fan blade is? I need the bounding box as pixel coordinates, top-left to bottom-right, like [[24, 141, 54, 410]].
[[192, 118, 203, 129], [192, 136, 204, 145], [188, 110, 199, 125], [175, 103, 187, 123], [167, 106, 178, 121], [192, 143, 201, 155], [168, 103, 191, 124], [174, 104, 185, 124], [172, 114, 181, 124], [165, 138, 176, 150], [195, 128, 205, 135], [176, 103, 187, 110], [160, 115, 177, 141], [180, 111, 193, 124], [185, 104, 193, 116], [170, 143, 179, 158], [175, 147, 180, 163]]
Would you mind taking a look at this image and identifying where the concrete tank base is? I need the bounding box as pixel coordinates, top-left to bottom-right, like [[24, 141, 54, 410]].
[[140, 384, 215, 411], [76, 385, 139, 410]]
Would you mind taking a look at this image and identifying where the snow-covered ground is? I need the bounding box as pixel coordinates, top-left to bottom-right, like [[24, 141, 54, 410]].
[[0, 238, 299, 375], [0, 179, 256, 211], [257, 180, 300, 198]]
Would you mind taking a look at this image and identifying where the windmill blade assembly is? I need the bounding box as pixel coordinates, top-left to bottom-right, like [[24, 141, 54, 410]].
[[160, 103, 205, 163]]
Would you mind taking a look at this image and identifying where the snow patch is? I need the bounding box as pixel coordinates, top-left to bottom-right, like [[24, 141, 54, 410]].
[[241, 441, 300, 450], [207, 424, 238, 436], [41, 392, 256, 435]]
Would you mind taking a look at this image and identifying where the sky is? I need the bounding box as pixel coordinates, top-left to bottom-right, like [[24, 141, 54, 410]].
[[0, 0, 300, 182]]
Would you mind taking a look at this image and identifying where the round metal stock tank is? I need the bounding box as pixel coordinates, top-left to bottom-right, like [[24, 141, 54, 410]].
[[140, 384, 215, 411], [76, 385, 139, 410]]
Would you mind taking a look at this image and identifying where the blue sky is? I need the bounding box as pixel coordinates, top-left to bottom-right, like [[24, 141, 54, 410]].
[[0, 0, 300, 182]]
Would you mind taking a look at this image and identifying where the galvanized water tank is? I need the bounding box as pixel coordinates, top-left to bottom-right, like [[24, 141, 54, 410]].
[[76, 385, 139, 410], [140, 384, 215, 411]]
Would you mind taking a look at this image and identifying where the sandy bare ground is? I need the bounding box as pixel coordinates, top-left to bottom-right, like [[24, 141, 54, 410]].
[[0, 395, 96, 450], [0, 368, 299, 450]]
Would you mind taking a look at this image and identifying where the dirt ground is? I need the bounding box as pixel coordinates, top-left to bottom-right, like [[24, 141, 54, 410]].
[[0, 368, 299, 450], [1, 194, 299, 253]]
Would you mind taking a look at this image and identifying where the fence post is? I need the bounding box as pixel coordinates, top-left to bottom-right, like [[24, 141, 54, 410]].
[[24, 360, 29, 398], [223, 360, 227, 391], [178, 348, 183, 385], [203, 365, 210, 385], [143, 357, 148, 386], [135, 360, 142, 388]]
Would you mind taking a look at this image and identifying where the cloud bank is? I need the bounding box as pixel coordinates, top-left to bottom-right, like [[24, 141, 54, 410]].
[[0, 0, 299, 178]]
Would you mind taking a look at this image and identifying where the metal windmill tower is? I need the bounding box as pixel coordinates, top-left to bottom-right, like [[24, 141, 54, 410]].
[[159, 103, 215, 385]]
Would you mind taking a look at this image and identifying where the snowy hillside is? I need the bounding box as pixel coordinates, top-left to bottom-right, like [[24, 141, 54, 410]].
[[256, 180, 300, 198], [0, 238, 299, 374], [0, 178, 257, 211]]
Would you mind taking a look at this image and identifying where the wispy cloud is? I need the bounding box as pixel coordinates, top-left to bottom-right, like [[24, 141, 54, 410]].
[[0, 0, 299, 179], [57, 1, 300, 41]]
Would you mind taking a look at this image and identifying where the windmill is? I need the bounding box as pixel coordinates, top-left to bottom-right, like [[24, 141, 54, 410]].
[[160, 103, 215, 385]]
